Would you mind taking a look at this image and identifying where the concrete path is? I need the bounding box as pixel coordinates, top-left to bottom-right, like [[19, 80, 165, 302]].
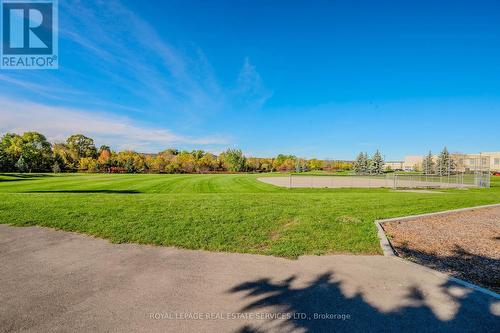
[[1, 225, 498, 332]]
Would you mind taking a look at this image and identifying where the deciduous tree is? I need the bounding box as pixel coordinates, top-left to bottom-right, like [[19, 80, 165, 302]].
[[1, 133, 23, 170], [221, 149, 247, 172], [175, 151, 197, 173], [66, 134, 97, 169], [79, 157, 99, 172], [308, 159, 323, 171], [19, 132, 53, 172], [97, 146, 112, 172]]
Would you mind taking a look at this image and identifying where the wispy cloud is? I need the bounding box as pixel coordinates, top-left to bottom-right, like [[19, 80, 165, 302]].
[[0, 0, 270, 151], [232, 58, 272, 111], [57, 0, 269, 120], [0, 74, 83, 98], [0, 96, 228, 152], [58, 0, 221, 120]]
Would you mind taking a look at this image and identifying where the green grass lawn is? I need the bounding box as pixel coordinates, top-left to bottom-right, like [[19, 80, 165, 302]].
[[1, 173, 499, 257]]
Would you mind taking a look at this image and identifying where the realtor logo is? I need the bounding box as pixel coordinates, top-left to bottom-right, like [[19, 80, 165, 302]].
[[1, 0, 58, 69]]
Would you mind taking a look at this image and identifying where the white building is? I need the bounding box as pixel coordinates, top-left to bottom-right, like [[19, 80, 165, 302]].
[[454, 152, 500, 172], [403, 156, 425, 172], [385, 161, 404, 170], [402, 152, 500, 172]]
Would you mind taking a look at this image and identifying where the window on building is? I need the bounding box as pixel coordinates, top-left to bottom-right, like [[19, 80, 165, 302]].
[[495, 158, 500, 165]]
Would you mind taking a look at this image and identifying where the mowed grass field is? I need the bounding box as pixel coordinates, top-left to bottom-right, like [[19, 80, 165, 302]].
[[1, 173, 499, 257]]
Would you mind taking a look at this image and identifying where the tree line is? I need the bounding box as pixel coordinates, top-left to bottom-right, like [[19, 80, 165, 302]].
[[352, 150, 385, 174], [0, 131, 353, 174], [421, 147, 456, 176], [352, 147, 458, 176]]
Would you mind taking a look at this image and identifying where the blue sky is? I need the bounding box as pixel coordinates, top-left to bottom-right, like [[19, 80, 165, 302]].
[[1, 0, 499, 159]]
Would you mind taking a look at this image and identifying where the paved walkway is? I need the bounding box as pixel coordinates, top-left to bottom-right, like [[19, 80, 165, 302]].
[[1, 225, 498, 332]]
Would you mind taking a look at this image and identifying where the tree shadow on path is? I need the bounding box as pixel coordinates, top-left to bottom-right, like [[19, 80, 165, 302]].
[[229, 271, 499, 332]]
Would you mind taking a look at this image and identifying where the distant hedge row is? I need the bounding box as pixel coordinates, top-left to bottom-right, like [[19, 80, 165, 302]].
[[0, 131, 353, 173]]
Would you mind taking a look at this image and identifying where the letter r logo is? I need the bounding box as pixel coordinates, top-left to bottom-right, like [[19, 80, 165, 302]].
[[2, 1, 53, 55]]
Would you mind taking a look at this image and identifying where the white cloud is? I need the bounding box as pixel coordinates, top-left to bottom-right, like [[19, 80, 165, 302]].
[[0, 74, 87, 102], [232, 58, 272, 111], [0, 97, 228, 152], [58, 0, 227, 121], [56, 0, 270, 120], [0, 0, 271, 153]]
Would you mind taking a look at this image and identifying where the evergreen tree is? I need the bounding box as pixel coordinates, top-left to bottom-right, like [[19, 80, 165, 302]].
[[353, 152, 363, 174], [363, 153, 370, 174], [369, 150, 385, 174], [436, 147, 456, 176], [15, 155, 28, 173], [353, 152, 369, 174], [422, 150, 435, 175]]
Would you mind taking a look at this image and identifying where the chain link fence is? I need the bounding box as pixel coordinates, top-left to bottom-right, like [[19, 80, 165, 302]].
[[269, 171, 489, 189], [285, 174, 475, 189], [260, 154, 491, 189]]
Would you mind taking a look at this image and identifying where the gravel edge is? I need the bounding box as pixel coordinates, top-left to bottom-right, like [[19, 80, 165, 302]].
[[375, 203, 500, 299]]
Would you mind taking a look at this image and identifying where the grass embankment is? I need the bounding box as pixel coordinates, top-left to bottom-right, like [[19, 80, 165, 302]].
[[1, 173, 499, 257]]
